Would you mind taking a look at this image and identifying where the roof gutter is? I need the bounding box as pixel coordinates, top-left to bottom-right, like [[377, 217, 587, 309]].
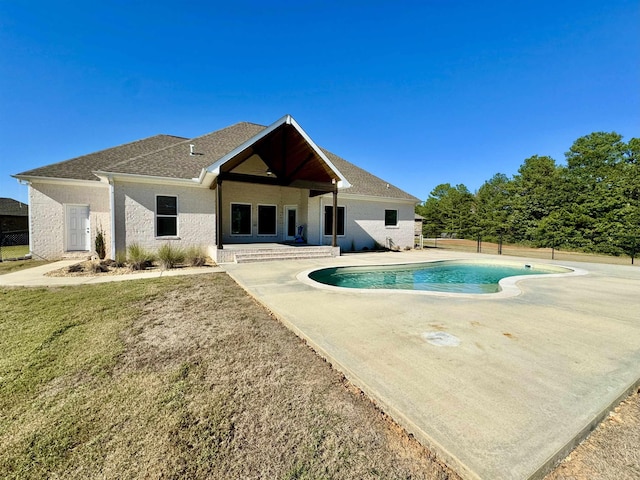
[[92, 171, 207, 187], [12, 174, 105, 187]]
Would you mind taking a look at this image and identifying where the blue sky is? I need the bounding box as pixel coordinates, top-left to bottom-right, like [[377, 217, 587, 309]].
[[1, 0, 638, 205]]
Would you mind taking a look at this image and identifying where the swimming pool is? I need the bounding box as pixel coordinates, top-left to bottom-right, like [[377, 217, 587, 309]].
[[306, 260, 574, 294]]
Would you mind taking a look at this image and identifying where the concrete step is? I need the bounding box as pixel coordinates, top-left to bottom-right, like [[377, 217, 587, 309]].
[[234, 247, 335, 263], [62, 252, 93, 261]]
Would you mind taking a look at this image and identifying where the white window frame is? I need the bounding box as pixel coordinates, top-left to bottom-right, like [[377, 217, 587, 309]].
[[155, 195, 179, 238], [230, 202, 252, 236], [257, 204, 278, 237]]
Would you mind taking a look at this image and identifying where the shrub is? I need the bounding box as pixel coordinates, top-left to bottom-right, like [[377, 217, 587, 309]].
[[95, 225, 106, 260], [157, 243, 185, 269], [127, 243, 155, 270], [185, 245, 208, 267], [114, 251, 127, 268]]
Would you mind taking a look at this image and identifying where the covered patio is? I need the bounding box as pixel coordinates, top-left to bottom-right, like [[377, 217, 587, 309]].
[[203, 115, 349, 259]]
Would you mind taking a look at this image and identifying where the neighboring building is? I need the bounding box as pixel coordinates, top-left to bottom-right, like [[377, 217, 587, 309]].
[[14, 115, 419, 262], [414, 213, 425, 236], [0, 197, 28, 232]]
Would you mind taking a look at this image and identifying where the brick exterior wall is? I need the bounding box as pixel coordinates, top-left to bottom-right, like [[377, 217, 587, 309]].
[[29, 182, 111, 260], [114, 181, 216, 256], [29, 179, 415, 261], [308, 195, 415, 251]]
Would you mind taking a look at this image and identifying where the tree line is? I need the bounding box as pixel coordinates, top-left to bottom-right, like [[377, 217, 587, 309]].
[[416, 132, 640, 258]]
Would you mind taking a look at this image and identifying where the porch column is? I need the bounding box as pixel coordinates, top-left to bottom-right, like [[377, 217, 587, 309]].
[[332, 182, 338, 248], [216, 176, 223, 250]]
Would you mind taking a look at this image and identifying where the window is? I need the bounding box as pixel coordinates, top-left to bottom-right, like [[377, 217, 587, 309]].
[[258, 205, 277, 235], [324, 205, 345, 236], [231, 203, 251, 235], [385, 209, 398, 227], [156, 195, 177, 236]]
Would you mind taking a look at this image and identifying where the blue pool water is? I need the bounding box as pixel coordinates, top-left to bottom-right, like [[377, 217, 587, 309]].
[[308, 261, 571, 294]]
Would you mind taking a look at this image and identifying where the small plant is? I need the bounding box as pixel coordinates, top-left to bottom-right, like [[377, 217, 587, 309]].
[[157, 243, 185, 269], [185, 245, 208, 267], [127, 243, 155, 270], [114, 251, 127, 268], [95, 225, 106, 260]]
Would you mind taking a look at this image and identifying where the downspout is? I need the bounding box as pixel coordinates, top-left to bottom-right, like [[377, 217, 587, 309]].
[[109, 177, 116, 259], [23, 180, 34, 256]]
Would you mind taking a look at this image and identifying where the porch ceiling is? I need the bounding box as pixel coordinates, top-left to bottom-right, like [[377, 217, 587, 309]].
[[217, 122, 338, 192]]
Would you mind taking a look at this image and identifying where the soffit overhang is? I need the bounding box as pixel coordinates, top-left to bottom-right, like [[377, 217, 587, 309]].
[[206, 115, 350, 192]]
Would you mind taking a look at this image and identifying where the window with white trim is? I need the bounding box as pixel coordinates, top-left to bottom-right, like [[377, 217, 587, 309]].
[[231, 203, 252, 235], [323, 205, 345, 236], [156, 195, 178, 236], [385, 209, 398, 227]]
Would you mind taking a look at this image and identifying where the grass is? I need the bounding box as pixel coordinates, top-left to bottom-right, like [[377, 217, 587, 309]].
[[0, 274, 458, 480], [0, 259, 49, 275], [127, 243, 155, 270], [157, 243, 185, 269], [0, 245, 29, 260]]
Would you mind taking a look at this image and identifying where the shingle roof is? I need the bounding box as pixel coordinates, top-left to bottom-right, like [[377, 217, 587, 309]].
[[106, 122, 265, 179], [16, 134, 187, 181], [0, 197, 28, 216], [322, 149, 419, 201], [15, 120, 418, 202]]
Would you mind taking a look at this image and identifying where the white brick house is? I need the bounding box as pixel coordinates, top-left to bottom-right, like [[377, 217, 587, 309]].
[[14, 115, 419, 262]]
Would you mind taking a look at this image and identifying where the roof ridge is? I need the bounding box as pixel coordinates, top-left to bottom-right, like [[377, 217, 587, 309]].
[[187, 121, 267, 141]]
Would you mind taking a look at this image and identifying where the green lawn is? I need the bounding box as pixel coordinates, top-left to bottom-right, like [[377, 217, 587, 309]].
[[0, 245, 29, 260], [0, 259, 48, 275], [0, 274, 457, 480]]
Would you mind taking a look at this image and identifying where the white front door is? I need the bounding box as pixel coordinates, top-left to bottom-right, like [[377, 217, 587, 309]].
[[284, 206, 297, 241], [66, 204, 90, 251]]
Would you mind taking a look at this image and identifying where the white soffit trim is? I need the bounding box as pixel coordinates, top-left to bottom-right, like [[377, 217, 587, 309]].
[[204, 114, 351, 188], [286, 116, 351, 188], [12, 175, 108, 188], [93, 171, 207, 187]]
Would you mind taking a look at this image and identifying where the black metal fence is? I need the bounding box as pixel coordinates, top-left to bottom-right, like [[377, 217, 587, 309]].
[[0, 229, 29, 261]]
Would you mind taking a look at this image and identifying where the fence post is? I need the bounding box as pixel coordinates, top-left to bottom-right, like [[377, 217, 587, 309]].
[[0, 224, 3, 262]]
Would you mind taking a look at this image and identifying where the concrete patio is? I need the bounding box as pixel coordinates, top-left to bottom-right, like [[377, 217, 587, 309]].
[[223, 249, 640, 480]]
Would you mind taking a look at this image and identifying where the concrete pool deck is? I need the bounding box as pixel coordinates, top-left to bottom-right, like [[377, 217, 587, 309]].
[[223, 249, 640, 480]]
